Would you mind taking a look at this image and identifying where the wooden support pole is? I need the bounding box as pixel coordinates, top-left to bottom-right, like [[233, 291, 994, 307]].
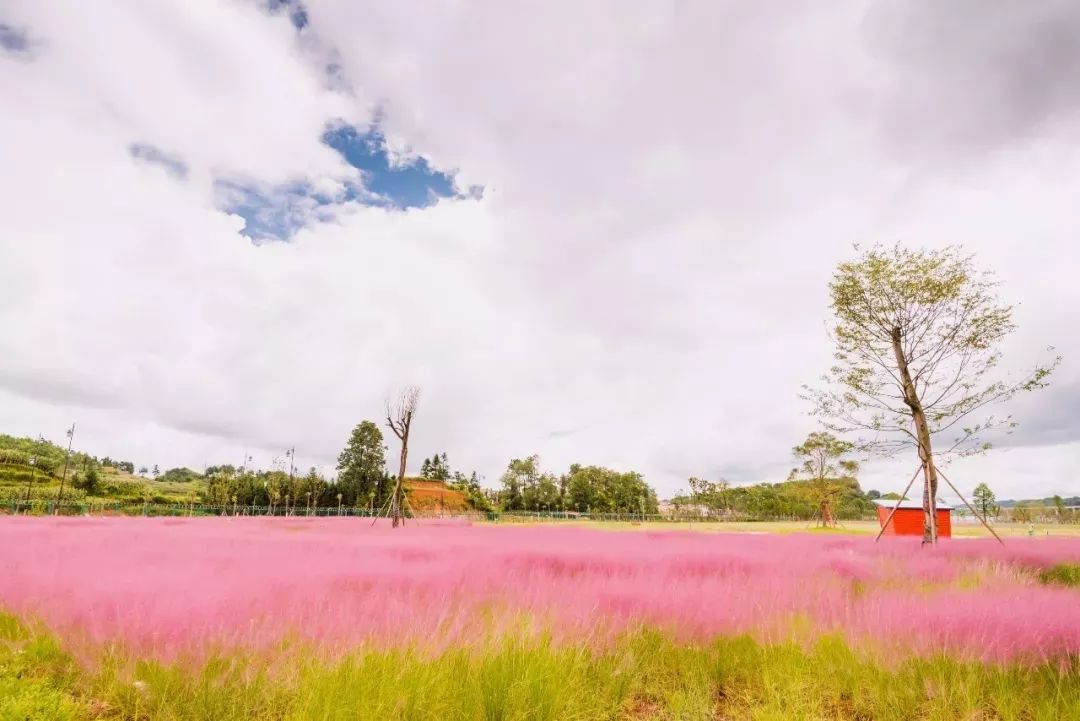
[[875, 464, 925, 542], [370, 489, 396, 527], [933, 465, 1005, 546]]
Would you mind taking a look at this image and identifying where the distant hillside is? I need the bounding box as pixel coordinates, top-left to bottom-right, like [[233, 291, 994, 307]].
[[1, 432, 480, 512], [997, 496, 1080, 508], [404, 478, 470, 512], [0, 432, 199, 504]]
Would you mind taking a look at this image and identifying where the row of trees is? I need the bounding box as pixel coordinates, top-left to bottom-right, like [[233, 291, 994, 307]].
[[1003, 501, 1079, 524], [200, 465, 360, 513], [971, 483, 1078, 523], [670, 478, 874, 521], [496, 455, 659, 514], [206, 410, 413, 514], [667, 431, 873, 522]]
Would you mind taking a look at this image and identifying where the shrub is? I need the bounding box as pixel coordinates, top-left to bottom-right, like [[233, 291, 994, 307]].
[[1039, 563, 1080, 587]]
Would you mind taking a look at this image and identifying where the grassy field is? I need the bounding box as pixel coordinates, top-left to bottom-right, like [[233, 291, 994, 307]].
[[4, 613, 1078, 721], [494, 517, 1080, 539], [2, 518, 1078, 720]]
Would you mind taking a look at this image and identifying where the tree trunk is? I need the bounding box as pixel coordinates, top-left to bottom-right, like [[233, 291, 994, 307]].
[[820, 499, 834, 527], [891, 327, 939, 545], [392, 432, 408, 528]]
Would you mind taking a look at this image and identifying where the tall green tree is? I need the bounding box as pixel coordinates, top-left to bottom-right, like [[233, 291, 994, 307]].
[[204, 466, 234, 506], [566, 465, 658, 514], [557, 467, 575, 510], [336, 420, 388, 507], [790, 431, 859, 527], [420, 453, 450, 481], [972, 483, 996, 520], [266, 470, 289, 513], [529, 473, 560, 511], [687, 477, 730, 513], [82, 466, 100, 494], [807, 244, 1058, 544], [303, 467, 327, 512], [499, 455, 541, 511], [1052, 494, 1066, 523]]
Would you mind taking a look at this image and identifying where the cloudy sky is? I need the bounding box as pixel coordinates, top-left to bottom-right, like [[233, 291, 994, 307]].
[[2, 1, 1078, 500]]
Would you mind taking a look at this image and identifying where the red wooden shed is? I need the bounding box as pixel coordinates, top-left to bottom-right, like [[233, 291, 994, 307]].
[[873, 499, 952, 538]]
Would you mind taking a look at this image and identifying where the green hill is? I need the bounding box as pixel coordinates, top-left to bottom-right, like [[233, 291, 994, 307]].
[[0, 433, 203, 505]]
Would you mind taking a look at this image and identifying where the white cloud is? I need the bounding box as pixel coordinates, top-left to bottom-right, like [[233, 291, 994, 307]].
[[1, 0, 1078, 500], [4, 0, 351, 184]]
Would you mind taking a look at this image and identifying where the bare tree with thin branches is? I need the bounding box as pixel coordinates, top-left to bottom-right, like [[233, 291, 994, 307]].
[[385, 385, 420, 528]]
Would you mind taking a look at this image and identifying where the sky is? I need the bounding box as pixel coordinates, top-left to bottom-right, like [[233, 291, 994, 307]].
[[1, 0, 1078, 500]]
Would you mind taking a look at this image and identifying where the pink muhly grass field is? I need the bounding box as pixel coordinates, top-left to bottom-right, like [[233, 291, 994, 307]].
[[1, 517, 1079, 665]]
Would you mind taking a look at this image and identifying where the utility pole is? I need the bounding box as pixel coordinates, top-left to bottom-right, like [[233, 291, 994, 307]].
[[55, 423, 76, 511], [285, 447, 296, 517], [24, 457, 36, 512]]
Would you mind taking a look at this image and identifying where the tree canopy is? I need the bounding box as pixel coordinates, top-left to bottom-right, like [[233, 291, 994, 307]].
[[496, 456, 658, 514], [566, 465, 658, 514], [973, 483, 996, 519], [671, 476, 872, 521], [335, 420, 389, 507], [498, 455, 548, 511], [789, 431, 859, 527], [806, 244, 1058, 543], [420, 453, 451, 481]]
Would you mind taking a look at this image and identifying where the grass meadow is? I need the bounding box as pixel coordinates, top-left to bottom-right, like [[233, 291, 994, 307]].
[[492, 517, 1080, 539], [1, 517, 1079, 720]]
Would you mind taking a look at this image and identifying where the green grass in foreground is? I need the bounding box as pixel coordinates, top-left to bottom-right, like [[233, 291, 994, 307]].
[[1039, 562, 1080, 588], [2, 613, 1078, 720]]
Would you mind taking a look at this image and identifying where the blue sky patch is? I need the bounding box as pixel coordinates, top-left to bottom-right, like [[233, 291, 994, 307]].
[[219, 123, 477, 242], [129, 143, 189, 179], [230, 4, 482, 242], [215, 179, 336, 243], [323, 124, 460, 210]]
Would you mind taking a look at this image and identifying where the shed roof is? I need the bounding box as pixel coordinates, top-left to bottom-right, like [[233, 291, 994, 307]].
[[873, 498, 953, 510]]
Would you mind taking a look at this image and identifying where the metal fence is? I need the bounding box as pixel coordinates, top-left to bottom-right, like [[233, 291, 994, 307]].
[[2, 500, 882, 525], [0, 499, 486, 519]]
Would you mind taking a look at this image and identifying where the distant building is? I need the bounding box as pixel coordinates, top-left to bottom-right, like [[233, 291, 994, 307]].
[[658, 501, 710, 517], [873, 498, 953, 538]]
